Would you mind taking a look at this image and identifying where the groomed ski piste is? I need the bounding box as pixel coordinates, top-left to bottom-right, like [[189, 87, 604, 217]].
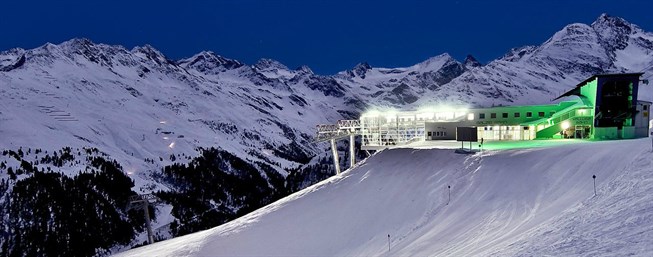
[[115, 138, 653, 256]]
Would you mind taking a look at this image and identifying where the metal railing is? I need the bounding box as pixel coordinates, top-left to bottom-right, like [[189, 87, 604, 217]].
[[315, 120, 362, 142]]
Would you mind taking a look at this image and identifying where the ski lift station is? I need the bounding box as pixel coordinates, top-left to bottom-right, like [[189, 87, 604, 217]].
[[317, 73, 650, 170]]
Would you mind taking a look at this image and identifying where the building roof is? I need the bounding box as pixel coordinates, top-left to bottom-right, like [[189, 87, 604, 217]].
[[553, 73, 644, 101]]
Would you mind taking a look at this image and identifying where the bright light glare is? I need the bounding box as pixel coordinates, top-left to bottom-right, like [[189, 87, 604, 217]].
[[467, 113, 474, 120], [561, 121, 571, 130], [160, 121, 167, 124], [168, 142, 175, 148], [361, 105, 468, 121], [365, 110, 381, 117], [416, 112, 434, 120]]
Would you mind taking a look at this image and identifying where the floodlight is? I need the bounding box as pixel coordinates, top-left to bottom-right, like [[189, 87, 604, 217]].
[[561, 121, 570, 130]]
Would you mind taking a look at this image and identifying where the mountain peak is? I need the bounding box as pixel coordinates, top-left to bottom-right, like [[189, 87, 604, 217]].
[[295, 65, 314, 75], [592, 13, 631, 29], [415, 53, 456, 70], [254, 58, 289, 71], [54, 38, 129, 67], [591, 13, 635, 54], [178, 51, 243, 73], [463, 54, 482, 68], [131, 44, 171, 66], [348, 62, 371, 79], [61, 37, 95, 48], [353, 62, 371, 71]]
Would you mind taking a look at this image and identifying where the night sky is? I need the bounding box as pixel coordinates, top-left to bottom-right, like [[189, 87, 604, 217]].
[[2, 0, 652, 74]]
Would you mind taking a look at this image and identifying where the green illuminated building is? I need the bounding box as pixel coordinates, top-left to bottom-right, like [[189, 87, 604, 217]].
[[360, 73, 650, 149]]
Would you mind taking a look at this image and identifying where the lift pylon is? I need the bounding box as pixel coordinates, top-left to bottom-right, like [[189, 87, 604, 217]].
[[315, 120, 361, 174], [127, 194, 161, 245]]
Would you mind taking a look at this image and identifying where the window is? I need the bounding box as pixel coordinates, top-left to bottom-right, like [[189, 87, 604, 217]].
[[491, 113, 497, 119], [514, 112, 520, 118], [467, 113, 474, 120], [502, 113, 508, 118], [645, 105, 648, 110], [443, 132, 447, 137], [523, 126, 529, 130], [538, 112, 545, 117], [526, 112, 533, 117], [479, 113, 486, 119], [428, 132, 432, 136]]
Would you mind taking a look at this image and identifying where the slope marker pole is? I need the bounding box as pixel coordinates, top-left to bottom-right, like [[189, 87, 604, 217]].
[[592, 174, 597, 196]]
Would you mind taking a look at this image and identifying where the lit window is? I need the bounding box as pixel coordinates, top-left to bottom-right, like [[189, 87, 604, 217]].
[[467, 113, 474, 120]]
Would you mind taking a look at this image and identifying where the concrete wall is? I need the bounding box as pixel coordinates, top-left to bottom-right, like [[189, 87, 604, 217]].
[[635, 128, 648, 138], [425, 122, 457, 140], [595, 127, 618, 139], [622, 127, 636, 139]]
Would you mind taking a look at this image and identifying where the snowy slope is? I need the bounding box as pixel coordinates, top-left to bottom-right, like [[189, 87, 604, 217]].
[[115, 138, 653, 256]]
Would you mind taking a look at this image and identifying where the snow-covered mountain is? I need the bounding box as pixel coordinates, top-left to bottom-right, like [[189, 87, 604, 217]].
[[1, 13, 653, 255], [413, 14, 653, 106]]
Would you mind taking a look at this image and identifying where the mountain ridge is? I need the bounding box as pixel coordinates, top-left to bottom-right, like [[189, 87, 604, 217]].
[[1, 13, 653, 255]]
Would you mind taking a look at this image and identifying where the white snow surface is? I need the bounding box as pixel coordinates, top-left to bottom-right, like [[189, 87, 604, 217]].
[[115, 138, 653, 256]]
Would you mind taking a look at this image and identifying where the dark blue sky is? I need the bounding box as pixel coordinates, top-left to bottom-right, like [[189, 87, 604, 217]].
[[2, 0, 652, 74]]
